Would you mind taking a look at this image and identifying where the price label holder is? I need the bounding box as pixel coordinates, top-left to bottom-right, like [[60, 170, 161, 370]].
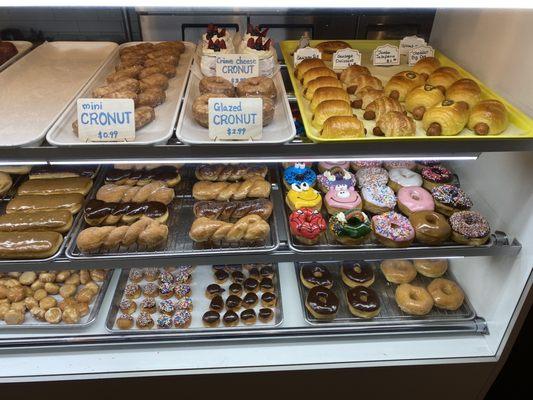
[[332, 48, 362, 69], [399, 35, 427, 55], [294, 47, 321, 66], [215, 54, 259, 86], [208, 97, 263, 141], [408, 45, 435, 66], [372, 44, 400, 66], [77, 98, 135, 142]]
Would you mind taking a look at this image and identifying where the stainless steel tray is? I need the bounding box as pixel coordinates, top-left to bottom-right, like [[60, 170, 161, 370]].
[[0, 41, 33, 72], [0, 270, 112, 329], [105, 264, 283, 333], [296, 261, 478, 328], [66, 166, 281, 260]]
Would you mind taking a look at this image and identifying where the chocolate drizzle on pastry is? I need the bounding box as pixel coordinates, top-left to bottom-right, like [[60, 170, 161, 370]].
[[209, 295, 224, 312], [85, 199, 167, 220], [106, 166, 178, 183], [193, 199, 273, 222]]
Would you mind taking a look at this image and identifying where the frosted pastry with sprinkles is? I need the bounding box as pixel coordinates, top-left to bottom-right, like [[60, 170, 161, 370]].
[[449, 211, 490, 246], [372, 211, 415, 248], [431, 184, 473, 216], [356, 167, 389, 188], [362, 184, 397, 214]]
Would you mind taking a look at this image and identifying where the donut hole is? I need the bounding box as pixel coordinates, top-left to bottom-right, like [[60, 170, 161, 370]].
[[360, 294, 368, 302], [442, 285, 453, 295], [411, 194, 420, 201], [425, 215, 437, 224], [313, 271, 324, 278], [318, 295, 327, 304], [409, 292, 419, 301], [353, 265, 362, 274], [391, 222, 400, 230]]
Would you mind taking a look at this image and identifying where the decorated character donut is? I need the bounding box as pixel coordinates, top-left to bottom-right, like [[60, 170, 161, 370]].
[[329, 209, 372, 245], [289, 208, 327, 245], [283, 162, 317, 189], [285, 182, 322, 211], [325, 184, 362, 215], [316, 166, 356, 193]]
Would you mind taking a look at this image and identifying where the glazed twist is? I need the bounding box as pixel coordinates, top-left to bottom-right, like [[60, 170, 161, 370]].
[[192, 177, 271, 201], [195, 164, 268, 182], [189, 215, 270, 243], [96, 181, 174, 205]]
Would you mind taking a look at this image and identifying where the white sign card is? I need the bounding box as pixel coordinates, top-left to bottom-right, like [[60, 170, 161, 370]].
[[294, 47, 321, 66], [399, 35, 427, 55], [215, 54, 259, 85], [208, 97, 263, 141], [76, 98, 135, 142], [372, 44, 400, 66], [408, 45, 435, 66], [332, 48, 362, 69]]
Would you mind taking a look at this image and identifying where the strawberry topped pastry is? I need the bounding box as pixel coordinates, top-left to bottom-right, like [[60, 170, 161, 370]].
[[243, 24, 270, 42], [202, 24, 234, 48], [239, 24, 276, 76]]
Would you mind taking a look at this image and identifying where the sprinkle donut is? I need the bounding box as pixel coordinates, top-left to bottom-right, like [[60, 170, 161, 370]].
[[397, 186, 434, 217], [372, 211, 415, 248], [383, 161, 416, 171], [356, 167, 389, 188], [289, 208, 327, 245], [449, 211, 490, 246], [421, 166, 453, 190], [431, 184, 473, 216], [361, 184, 397, 214]]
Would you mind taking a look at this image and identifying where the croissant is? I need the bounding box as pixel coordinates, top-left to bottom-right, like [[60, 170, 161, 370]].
[[84, 199, 168, 226], [195, 164, 268, 182], [373, 111, 416, 137], [321, 116, 365, 139], [193, 199, 273, 221], [412, 57, 441, 76], [312, 100, 353, 130], [189, 215, 270, 243], [76, 217, 168, 252], [467, 99, 508, 135], [363, 97, 403, 120], [105, 166, 181, 187], [351, 87, 385, 109], [96, 181, 174, 205], [385, 71, 427, 101], [446, 78, 482, 109], [405, 84, 445, 120], [304, 76, 342, 100], [339, 65, 370, 84], [346, 75, 383, 95], [302, 67, 337, 88], [423, 100, 469, 136], [295, 58, 326, 80], [427, 67, 461, 91], [192, 177, 271, 201], [310, 87, 350, 112]]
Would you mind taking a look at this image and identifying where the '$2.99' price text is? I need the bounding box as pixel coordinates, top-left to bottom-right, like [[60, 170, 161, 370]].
[[226, 127, 247, 136]]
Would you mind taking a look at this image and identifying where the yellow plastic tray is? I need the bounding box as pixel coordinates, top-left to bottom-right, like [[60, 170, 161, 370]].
[[281, 39, 533, 143]]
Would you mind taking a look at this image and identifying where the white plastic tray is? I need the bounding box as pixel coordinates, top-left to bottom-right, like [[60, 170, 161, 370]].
[[0, 41, 33, 72], [176, 63, 296, 145], [46, 41, 196, 147], [0, 41, 118, 148]]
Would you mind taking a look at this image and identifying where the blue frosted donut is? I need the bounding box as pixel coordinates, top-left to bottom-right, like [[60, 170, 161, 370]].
[[284, 163, 316, 187]]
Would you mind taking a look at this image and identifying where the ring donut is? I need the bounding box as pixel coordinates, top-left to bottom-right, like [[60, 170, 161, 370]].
[[395, 283, 433, 315], [427, 278, 464, 310]]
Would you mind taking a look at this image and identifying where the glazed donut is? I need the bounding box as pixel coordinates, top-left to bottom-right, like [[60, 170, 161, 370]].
[[383, 161, 416, 171], [300, 263, 333, 289], [236, 76, 277, 100], [449, 211, 490, 246], [329, 209, 372, 245], [409, 211, 451, 245], [356, 167, 389, 188], [395, 283, 434, 315], [305, 286, 339, 320], [346, 286, 381, 318], [199, 76, 235, 97], [341, 261, 374, 288], [289, 208, 327, 245], [421, 166, 453, 190], [361, 184, 396, 214], [380, 259, 417, 284], [397, 186, 434, 217], [428, 278, 464, 310], [350, 161, 382, 171], [431, 184, 473, 217], [413, 259, 448, 278], [388, 168, 422, 192], [283, 163, 317, 189], [372, 211, 415, 248]]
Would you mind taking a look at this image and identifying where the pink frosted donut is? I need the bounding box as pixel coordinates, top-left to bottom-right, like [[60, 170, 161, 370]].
[[350, 161, 382, 171], [318, 161, 350, 172], [372, 211, 415, 247], [325, 184, 362, 214], [397, 186, 434, 216]]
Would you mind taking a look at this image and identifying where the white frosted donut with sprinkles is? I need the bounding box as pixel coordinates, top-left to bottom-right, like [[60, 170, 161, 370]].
[[372, 211, 415, 248], [356, 167, 389, 188], [362, 184, 397, 214], [388, 168, 422, 192]]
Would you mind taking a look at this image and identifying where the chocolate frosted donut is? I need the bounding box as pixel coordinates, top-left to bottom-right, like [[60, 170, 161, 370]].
[[243, 292, 258, 308], [209, 295, 224, 312], [222, 310, 239, 327], [260, 277, 274, 292], [305, 286, 339, 319], [258, 308, 274, 323], [341, 261, 374, 288], [240, 308, 257, 325], [226, 295, 242, 310], [229, 283, 243, 295], [214, 269, 229, 283], [346, 286, 381, 318], [205, 283, 225, 298], [243, 278, 259, 293], [260, 266, 274, 279], [300, 263, 333, 289], [202, 310, 220, 327], [261, 292, 277, 307], [199, 76, 235, 97], [231, 271, 245, 284]]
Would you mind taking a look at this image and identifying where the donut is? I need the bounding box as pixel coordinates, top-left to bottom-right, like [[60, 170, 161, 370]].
[[116, 313, 134, 330], [214, 269, 229, 283], [205, 283, 225, 299], [140, 297, 156, 313], [388, 168, 422, 192], [202, 311, 220, 327], [289, 208, 327, 245], [427, 278, 464, 310], [395, 284, 434, 315], [283, 163, 317, 189], [300, 263, 333, 289], [231, 270, 245, 284], [372, 211, 415, 248], [243, 278, 259, 293], [341, 260, 374, 288], [158, 299, 176, 316], [174, 283, 191, 298], [240, 309, 257, 325], [260, 265, 274, 279], [431, 184, 473, 216], [380, 259, 417, 284], [409, 211, 451, 245], [243, 292, 259, 308], [209, 295, 224, 312], [421, 166, 453, 190], [350, 161, 382, 171], [124, 283, 141, 299], [325, 185, 362, 215], [229, 283, 243, 296], [361, 184, 396, 214], [159, 282, 175, 299], [222, 310, 239, 327], [397, 186, 434, 217], [356, 167, 388, 188], [173, 310, 192, 328], [119, 299, 136, 314], [415, 160, 441, 172], [346, 286, 381, 318], [156, 315, 173, 329], [285, 182, 322, 211], [318, 161, 350, 173], [236, 76, 277, 100], [316, 167, 356, 193], [329, 209, 372, 245], [143, 268, 158, 282], [142, 283, 158, 297], [414, 259, 448, 278], [261, 279, 274, 292], [449, 211, 490, 245], [258, 308, 274, 323], [158, 271, 174, 284], [305, 286, 339, 319], [261, 292, 277, 307], [175, 297, 193, 311], [128, 269, 143, 283], [383, 161, 416, 171], [199, 76, 235, 97], [136, 312, 154, 329]]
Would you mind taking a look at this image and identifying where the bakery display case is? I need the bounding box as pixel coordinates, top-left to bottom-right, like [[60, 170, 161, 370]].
[[0, 4, 532, 398]]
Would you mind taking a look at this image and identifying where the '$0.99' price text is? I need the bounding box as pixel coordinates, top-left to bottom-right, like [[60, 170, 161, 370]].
[[226, 127, 247, 136], [98, 130, 119, 140]]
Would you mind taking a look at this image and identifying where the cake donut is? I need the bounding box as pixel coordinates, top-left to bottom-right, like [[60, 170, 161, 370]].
[[289, 208, 327, 245], [361, 184, 397, 214], [383, 161, 416, 171], [388, 168, 422, 192], [173, 310, 192, 328], [427, 278, 465, 310], [318, 161, 350, 173], [240, 309, 257, 325], [413, 259, 448, 278], [395, 283, 434, 315], [305, 286, 339, 320], [346, 286, 381, 318], [350, 161, 382, 171], [222, 310, 239, 327], [199, 76, 235, 97], [372, 211, 415, 248], [258, 308, 274, 323], [356, 167, 389, 188], [341, 260, 374, 287], [449, 211, 490, 245], [380, 259, 417, 284], [409, 210, 451, 245], [316, 167, 356, 193], [243, 292, 259, 308], [283, 163, 317, 189], [325, 185, 362, 215], [431, 184, 473, 216], [421, 166, 454, 190], [300, 263, 333, 289], [397, 186, 434, 217], [329, 209, 372, 245], [285, 183, 322, 211], [202, 310, 220, 327], [236, 76, 277, 100]]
